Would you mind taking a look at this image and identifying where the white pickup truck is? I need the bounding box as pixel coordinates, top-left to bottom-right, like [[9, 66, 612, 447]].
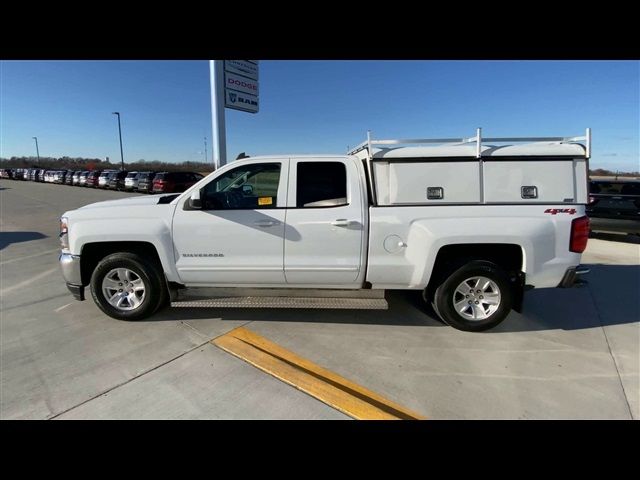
[[59, 129, 591, 331]]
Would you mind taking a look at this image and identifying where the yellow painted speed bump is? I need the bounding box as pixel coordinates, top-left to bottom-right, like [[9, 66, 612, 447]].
[[212, 327, 426, 420]]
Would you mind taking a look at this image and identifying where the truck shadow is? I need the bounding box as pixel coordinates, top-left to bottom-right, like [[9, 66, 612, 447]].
[[0, 231, 48, 250], [493, 263, 639, 333], [151, 263, 639, 333]]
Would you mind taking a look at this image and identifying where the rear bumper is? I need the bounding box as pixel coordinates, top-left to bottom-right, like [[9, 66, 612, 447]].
[[60, 252, 85, 301], [558, 265, 590, 288]]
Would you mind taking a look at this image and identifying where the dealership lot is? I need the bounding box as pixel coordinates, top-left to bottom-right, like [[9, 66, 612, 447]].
[[1, 179, 638, 419]]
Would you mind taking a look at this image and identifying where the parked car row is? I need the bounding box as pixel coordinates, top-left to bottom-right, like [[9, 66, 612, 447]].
[[1, 168, 204, 194], [0, 168, 15, 179]]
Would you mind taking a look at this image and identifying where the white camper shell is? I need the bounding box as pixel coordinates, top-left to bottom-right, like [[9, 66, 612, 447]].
[[350, 128, 590, 207]]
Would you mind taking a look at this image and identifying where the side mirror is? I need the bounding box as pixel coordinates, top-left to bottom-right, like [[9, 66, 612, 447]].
[[242, 184, 254, 196], [189, 190, 202, 209]]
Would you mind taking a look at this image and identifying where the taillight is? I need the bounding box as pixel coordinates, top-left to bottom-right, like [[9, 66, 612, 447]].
[[570, 216, 590, 253]]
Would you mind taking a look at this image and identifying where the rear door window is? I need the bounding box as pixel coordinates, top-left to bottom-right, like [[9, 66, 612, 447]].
[[621, 184, 640, 195], [296, 162, 347, 207], [591, 182, 640, 195]]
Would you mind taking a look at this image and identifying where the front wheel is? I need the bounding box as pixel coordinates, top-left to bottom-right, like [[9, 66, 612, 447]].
[[90, 252, 167, 320], [432, 260, 513, 332]]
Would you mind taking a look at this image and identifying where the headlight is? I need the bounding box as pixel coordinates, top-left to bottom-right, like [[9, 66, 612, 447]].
[[60, 217, 69, 250]]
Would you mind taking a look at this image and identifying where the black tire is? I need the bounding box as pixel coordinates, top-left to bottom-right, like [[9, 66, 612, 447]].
[[432, 260, 512, 332], [90, 252, 168, 321]]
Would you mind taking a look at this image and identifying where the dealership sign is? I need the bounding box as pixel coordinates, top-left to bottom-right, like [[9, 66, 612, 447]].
[[225, 72, 258, 95], [225, 90, 259, 113], [225, 60, 258, 80], [224, 61, 259, 114]]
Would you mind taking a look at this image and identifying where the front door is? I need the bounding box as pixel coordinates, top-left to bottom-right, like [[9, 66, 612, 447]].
[[284, 158, 365, 286], [172, 160, 288, 285]]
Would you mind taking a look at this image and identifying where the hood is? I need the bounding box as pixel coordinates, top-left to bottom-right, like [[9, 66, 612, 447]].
[[79, 194, 180, 210]]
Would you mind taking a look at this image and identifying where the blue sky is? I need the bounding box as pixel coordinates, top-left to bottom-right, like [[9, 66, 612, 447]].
[[1, 60, 638, 171]]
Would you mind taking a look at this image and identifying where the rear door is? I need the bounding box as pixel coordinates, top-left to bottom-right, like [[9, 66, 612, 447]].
[[284, 158, 365, 286]]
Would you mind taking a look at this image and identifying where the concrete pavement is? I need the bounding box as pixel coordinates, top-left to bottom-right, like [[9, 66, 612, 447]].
[[1, 179, 637, 419]]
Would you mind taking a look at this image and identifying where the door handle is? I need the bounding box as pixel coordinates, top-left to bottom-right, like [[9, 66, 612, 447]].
[[254, 220, 279, 227], [331, 219, 353, 227]]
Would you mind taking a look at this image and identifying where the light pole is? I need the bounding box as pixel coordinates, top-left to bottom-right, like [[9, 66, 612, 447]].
[[112, 112, 124, 170], [210, 60, 226, 170], [32, 136, 40, 162], [204, 136, 208, 163]]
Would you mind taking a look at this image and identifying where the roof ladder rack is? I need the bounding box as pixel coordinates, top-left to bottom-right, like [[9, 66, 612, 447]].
[[349, 127, 591, 158]]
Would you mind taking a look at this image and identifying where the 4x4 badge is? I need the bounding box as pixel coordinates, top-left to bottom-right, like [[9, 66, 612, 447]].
[[544, 208, 576, 215]]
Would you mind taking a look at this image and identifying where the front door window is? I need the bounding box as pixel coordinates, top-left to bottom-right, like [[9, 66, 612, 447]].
[[201, 163, 281, 210]]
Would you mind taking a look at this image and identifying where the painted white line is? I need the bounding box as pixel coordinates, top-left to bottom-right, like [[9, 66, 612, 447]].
[[0, 267, 59, 295], [0, 248, 60, 266], [54, 302, 73, 312]]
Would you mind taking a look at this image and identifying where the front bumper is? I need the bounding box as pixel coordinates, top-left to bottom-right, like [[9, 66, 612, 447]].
[[66, 283, 85, 301], [558, 265, 590, 288], [59, 252, 85, 301]]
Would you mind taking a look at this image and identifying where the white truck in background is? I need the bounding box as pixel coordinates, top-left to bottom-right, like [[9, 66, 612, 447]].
[[59, 129, 591, 331]]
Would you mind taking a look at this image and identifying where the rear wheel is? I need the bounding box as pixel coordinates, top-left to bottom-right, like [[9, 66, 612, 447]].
[[432, 260, 512, 332], [90, 252, 167, 320]]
